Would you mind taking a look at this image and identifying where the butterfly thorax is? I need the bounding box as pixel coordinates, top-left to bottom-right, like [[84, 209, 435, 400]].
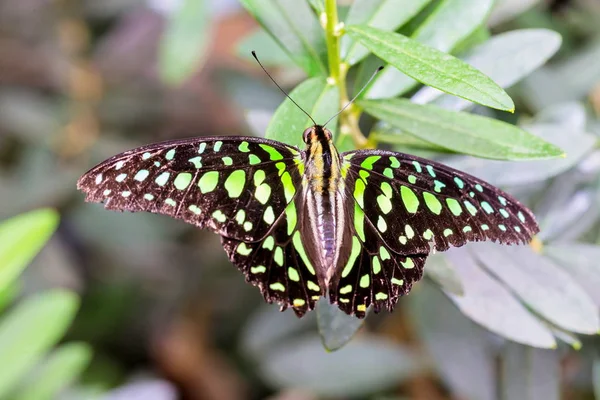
[[302, 126, 346, 285]]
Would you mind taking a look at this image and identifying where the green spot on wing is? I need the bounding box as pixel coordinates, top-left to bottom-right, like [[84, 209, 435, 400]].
[[259, 144, 283, 160], [174, 172, 192, 190], [401, 186, 419, 213], [224, 170, 246, 198], [342, 237, 361, 278], [198, 171, 219, 193], [423, 192, 442, 215], [361, 155, 380, 170]]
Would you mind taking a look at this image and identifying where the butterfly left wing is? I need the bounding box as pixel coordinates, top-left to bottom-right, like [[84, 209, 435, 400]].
[[340, 149, 539, 256], [77, 136, 303, 243]]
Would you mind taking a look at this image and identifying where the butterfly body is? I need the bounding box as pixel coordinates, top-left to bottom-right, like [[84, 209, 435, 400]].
[[78, 127, 539, 318]]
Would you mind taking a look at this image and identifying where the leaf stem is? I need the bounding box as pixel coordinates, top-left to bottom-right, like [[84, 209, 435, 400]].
[[324, 0, 340, 83], [324, 0, 368, 148]]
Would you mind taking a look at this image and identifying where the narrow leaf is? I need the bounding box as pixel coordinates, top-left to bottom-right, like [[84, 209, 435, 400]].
[[260, 336, 419, 397], [347, 25, 513, 111], [444, 249, 556, 348], [363, 0, 495, 99], [14, 343, 92, 400], [237, 29, 295, 67], [307, 0, 325, 14], [158, 0, 210, 86], [544, 243, 600, 307], [413, 29, 562, 110], [266, 78, 339, 148], [0, 209, 59, 293], [0, 290, 79, 397], [445, 124, 595, 186], [240, 305, 315, 360], [316, 299, 365, 351], [472, 244, 600, 334], [360, 99, 563, 160], [341, 0, 432, 65], [424, 254, 464, 296], [501, 344, 560, 400], [240, 0, 327, 76], [410, 283, 495, 400]]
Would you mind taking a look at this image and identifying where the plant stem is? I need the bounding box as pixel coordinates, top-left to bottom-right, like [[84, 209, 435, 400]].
[[324, 0, 368, 148], [324, 0, 340, 83]]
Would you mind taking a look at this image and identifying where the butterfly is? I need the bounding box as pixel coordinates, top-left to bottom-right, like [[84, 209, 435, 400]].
[[77, 123, 539, 318]]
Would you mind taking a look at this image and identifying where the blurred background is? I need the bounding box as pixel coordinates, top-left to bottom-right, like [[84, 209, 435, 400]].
[[2, 0, 600, 399]]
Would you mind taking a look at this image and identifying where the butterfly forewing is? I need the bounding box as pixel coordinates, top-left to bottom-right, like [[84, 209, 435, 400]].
[[78, 136, 326, 314], [77, 137, 303, 242], [341, 149, 539, 257]]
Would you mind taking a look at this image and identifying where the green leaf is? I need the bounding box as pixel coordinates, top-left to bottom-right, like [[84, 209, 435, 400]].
[[0, 290, 80, 397], [259, 336, 419, 397], [158, 0, 210, 86], [236, 29, 295, 67], [307, 0, 325, 14], [13, 342, 92, 400], [360, 99, 563, 160], [316, 299, 365, 351], [341, 0, 432, 65], [413, 29, 562, 110], [424, 254, 464, 296], [501, 344, 560, 400], [347, 25, 513, 111], [471, 244, 599, 334], [0, 283, 19, 314], [445, 124, 595, 186], [0, 209, 59, 293], [444, 249, 556, 348], [265, 78, 339, 148], [362, 0, 495, 99], [240, 0, 327, 76]]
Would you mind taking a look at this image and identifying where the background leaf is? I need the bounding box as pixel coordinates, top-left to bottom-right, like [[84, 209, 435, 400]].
[[0, 209, 59, 293], [316, 299, 365, 351], [423, 254, 464, 296], [341, 0, 432, 66], [347, 25, 514, 111], [363, 0, 495, 98], [265, 78, 339, 147], [259, 336, 420, 397], [158, 0, 210, 86], [360, 99, 563, 160], [410, 283, 495, 400], [0, 290, 80, 397], [471, 244, 600, 334], [501, 344, 560, 400], [13, 342, 92, 400], [412, 29, 562, 110], [240, 0, 327, 76], [444, 124, 595, 186], [443, 249, 556, 348]]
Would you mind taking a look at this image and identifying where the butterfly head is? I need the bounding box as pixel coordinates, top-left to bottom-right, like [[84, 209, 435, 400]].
[[303, 125, 333, 145]]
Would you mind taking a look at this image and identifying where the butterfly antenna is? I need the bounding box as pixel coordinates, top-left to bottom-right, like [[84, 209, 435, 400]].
[[322, 66, 384, 128], [252, 51, 317, 126]]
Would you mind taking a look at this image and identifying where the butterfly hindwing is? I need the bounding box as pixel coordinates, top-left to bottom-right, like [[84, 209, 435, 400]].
[[341, 149, 539, 256], [221, 188, 326, 316], [77, 137, 303, 242]]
